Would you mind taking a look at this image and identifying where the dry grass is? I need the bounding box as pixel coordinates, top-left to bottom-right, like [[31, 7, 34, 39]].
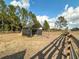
[[0, 31, 79, 59], [0, 31, 61, 59], [70, 31, 79, 38]]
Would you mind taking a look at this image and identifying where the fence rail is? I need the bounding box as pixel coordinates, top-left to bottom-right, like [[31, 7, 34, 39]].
[[31, 32, 79, 59]]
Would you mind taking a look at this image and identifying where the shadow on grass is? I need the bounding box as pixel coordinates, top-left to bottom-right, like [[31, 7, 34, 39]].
[[0, 50, 26, 59], [31, 33, 67, 59], [70, 35, 79, 48], [56, 37, 66, 59], [69, 34, 79, 58]]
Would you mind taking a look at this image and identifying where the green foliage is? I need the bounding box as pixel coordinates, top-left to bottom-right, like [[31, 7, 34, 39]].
[[20, 8, 28, 28], [0, 0, 6, 12], [0, 0, 40, 32], [55, 16, 67, 29], [43, 20, 50, 31], [29, 12, 41, 28]]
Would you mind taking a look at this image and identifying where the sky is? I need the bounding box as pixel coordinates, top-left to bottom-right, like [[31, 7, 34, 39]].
[[5, 0, 79, 29]]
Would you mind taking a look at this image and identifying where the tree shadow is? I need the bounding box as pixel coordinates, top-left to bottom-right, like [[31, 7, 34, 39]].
[[31, 33, 67, 59], [70, 35, 79, 48], [70, 35, 79, 59], [70, 44, 78, 59], [0, 49, 26, 59]]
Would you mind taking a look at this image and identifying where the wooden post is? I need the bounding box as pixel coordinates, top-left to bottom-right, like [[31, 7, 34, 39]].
[[66, 35, 71, 59]]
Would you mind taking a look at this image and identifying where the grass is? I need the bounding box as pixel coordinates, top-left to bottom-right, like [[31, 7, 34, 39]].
[[0, 31, 79, 59]]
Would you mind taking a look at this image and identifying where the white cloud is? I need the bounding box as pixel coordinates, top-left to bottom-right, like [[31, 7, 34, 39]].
[[10, 0, 21, 7], [57, 5, 79, 28], [21, 0, 30, 9], [36, 15, 49, 25], [37, 15, 48, 20], [65, 4, 69, 10], [35, 5, 79, 29], [10, 1, 79, 29], [10, 0, 30, 9], [36, 15, 55, 29]]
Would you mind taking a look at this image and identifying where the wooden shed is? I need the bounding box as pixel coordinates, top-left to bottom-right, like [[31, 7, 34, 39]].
[[22, 27, 42, 37]]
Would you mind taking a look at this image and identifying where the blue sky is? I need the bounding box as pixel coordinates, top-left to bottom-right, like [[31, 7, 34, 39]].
[[5, 0, 79, 29], [29, 0, 79, 17], [5, 0, 79, 18]]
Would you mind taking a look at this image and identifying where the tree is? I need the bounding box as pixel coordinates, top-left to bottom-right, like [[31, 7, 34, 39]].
[[0, 0, 6, 12], [29, 12, 41, 28], [55, 21, 60, 29], [55, 16, 67, 29], [20, 8, 28, 28], [43, 20, 50, 31], [0, 0, 39, 32], [0, 0, 7, 31], [8, 5, 20, 31], [71, 27, 79, 31]]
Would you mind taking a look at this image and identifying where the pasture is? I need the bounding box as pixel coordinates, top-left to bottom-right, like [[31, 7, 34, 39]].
[[0, 31, 79, 59]]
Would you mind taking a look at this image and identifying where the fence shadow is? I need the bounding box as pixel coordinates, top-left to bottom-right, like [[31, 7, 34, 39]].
[[56, 37, 66, 59], [31, 33, 67, 59], [70, 35, 79, 48], [70, 34, 79, 58], [0, 49, 26, 59]]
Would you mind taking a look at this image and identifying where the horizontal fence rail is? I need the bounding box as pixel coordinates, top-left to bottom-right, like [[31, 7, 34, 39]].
[[31, 32, 79, 59], [0, 32, 79, 59]]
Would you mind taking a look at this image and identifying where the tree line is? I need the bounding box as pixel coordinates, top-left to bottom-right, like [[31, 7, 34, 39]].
[[0, 0, 67, 32], [0, 0, 47, 32]]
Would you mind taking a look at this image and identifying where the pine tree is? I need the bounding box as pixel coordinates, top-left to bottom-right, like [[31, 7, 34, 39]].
[[0, 0, 40, 32], [43, 20, 50, 31], [29, 12, 41, 28]]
